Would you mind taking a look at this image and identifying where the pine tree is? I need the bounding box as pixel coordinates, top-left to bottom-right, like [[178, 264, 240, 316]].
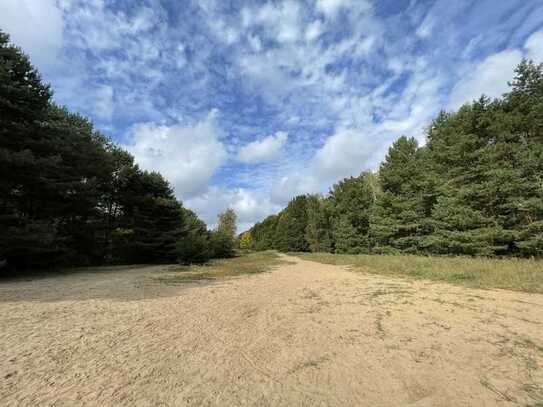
[[330, 172, 379, 253], [0, 31, 58, 268], [370, 137, 434, 253], [274, 195, 309, 252], [305, 195, 333, 252]]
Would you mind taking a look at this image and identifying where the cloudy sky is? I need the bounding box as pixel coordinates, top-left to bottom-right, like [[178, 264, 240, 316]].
[[1, 0, 543, 231]]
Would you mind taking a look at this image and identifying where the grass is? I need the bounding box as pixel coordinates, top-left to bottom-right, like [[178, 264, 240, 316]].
[[157, 251, 289, 284], [293, 252, 543, 294]]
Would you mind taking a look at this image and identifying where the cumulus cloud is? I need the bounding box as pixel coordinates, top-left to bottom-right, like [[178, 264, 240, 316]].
[[124, 111, 227, 199], [5, 0, 539, 230], [525, 30, 543, 62], [94, 85, 114, 120], [270, 174, 321, 205], [316, 0, 350, 17], [312, 128, 382, 182], [305, 20, 324, 42], [237, 132, 288, 164], [447, 49, 523, 110], [241, 1, 302, 43], [0, 0, 64, 71], [185, 186, 281, 232]]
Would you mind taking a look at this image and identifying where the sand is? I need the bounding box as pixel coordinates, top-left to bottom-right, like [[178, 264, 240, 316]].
[[1, 254, 542, 406]]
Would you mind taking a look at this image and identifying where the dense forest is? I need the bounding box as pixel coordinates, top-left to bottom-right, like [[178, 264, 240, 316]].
[[0, 31, 236, 272], [246, 59, 543, 258]]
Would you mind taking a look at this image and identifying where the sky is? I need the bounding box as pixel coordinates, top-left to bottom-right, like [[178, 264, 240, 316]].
[[1, 0, 543, 231]]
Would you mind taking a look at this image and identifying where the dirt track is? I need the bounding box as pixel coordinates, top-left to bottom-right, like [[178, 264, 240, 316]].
[[1, 255, 542, 406]]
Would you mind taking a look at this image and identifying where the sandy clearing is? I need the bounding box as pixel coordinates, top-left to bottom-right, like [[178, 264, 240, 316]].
[[1, 255, 542, 406]]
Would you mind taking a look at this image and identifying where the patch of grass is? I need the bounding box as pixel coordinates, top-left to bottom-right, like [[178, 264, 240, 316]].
[[157, 251, 289, 284], [293, 252, 543, 294]]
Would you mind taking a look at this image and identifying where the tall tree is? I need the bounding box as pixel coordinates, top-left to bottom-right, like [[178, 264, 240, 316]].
[[274, 195, 309, 252], [217, 208, 237, 239], [330, 172, 379, 254], [370, 137, 435, 253], [0, 31, 59, 268], [305, 194, 333, 253]]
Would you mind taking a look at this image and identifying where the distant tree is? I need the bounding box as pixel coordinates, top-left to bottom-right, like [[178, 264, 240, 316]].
[[274, 195, 309, 252], [330, 172, 379, 253], [370, 137, 435, 253], [130, 172, 183, 263], [305, 194, 333, 252], [251, 214, 279, 250], [210, 208, 238, 258], [176, 208, 211, 264], [217, 208, 237, 239], [239, 232, 253, 250]]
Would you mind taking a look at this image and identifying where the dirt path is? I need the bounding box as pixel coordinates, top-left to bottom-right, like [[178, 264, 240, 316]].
[[1, 255, 542, 406]]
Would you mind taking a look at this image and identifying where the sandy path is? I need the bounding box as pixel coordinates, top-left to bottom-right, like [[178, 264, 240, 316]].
[[1, 255, 542, 406]]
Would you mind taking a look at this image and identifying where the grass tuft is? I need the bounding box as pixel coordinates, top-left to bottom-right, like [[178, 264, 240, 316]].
[[156, 251, 289, 284], [293, 252, 543, 294]]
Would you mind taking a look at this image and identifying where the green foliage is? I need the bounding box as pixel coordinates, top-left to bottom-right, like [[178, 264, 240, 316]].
[[211, 208, 237, 258], [331, 172, 379, 253], [217, 208, 237, 239], [0, 30, 219, 272], [249, 59, 543, 259], [250, 214, 279, 250], [305, 195, 333, 252], [176, 208, 211, 264], [274, 195, 309, 252], [239, 232, 253, 250]]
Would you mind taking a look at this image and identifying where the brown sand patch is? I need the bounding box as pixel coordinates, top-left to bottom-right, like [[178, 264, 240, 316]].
[[1, 255, 542, 406]]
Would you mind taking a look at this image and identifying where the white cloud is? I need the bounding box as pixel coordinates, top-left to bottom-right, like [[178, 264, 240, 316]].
[[447, 49, 523, 110], [316, 0, 351, 17], [416, 15, 434, 39], [312, 128, 382, 182], [94, 85, 114, 120], [242, 1, 302, 43], [0, 0, 64, 71], [185, 186, 281, 231], [305, 20, 324, 42], [237, 131, 288, 164], [525, 30, 543, 62], [270, 174, 321, 205], [247, 34, 262, 52], [124, 110, 227, 199]]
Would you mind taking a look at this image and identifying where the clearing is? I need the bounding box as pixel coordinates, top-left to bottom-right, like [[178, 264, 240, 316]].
[[1, 253, 542, 406]]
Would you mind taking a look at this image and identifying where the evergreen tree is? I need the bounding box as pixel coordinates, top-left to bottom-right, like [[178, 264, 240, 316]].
[[176, 208, 211, 264], [330, 172, 379, 253], [0, 31, 61, 268], [274, 195, 309, 252], [131, 172, 182, 263], [251, 214, 279, 250], [305, 195, 333, 252], [370, 137, 434, 253]]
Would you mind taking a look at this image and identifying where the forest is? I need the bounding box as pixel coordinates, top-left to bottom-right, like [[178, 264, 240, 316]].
[[1, 27, 543, 275], [246, 59, 543, 258], [0, 31, 236, 272]]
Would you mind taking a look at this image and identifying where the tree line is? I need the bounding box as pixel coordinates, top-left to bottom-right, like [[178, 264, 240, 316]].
[[0, 31, 236, 272], [247, 60, 543, 257]]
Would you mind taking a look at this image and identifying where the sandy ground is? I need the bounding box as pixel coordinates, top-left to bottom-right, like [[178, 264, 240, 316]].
[[1, 255, 542, 406]]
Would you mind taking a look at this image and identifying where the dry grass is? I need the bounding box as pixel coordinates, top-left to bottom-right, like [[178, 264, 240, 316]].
[[157, 251, 289, 284], [293, 252, 543, 294]]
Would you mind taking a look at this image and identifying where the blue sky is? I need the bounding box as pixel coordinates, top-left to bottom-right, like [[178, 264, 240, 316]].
[[1, 0, 543, 230]]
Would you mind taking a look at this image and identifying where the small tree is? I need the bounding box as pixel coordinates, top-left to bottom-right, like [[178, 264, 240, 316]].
[[217, 208, 237, 239], [212, 208, 237, 258], [239, 232, 253, 250]]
